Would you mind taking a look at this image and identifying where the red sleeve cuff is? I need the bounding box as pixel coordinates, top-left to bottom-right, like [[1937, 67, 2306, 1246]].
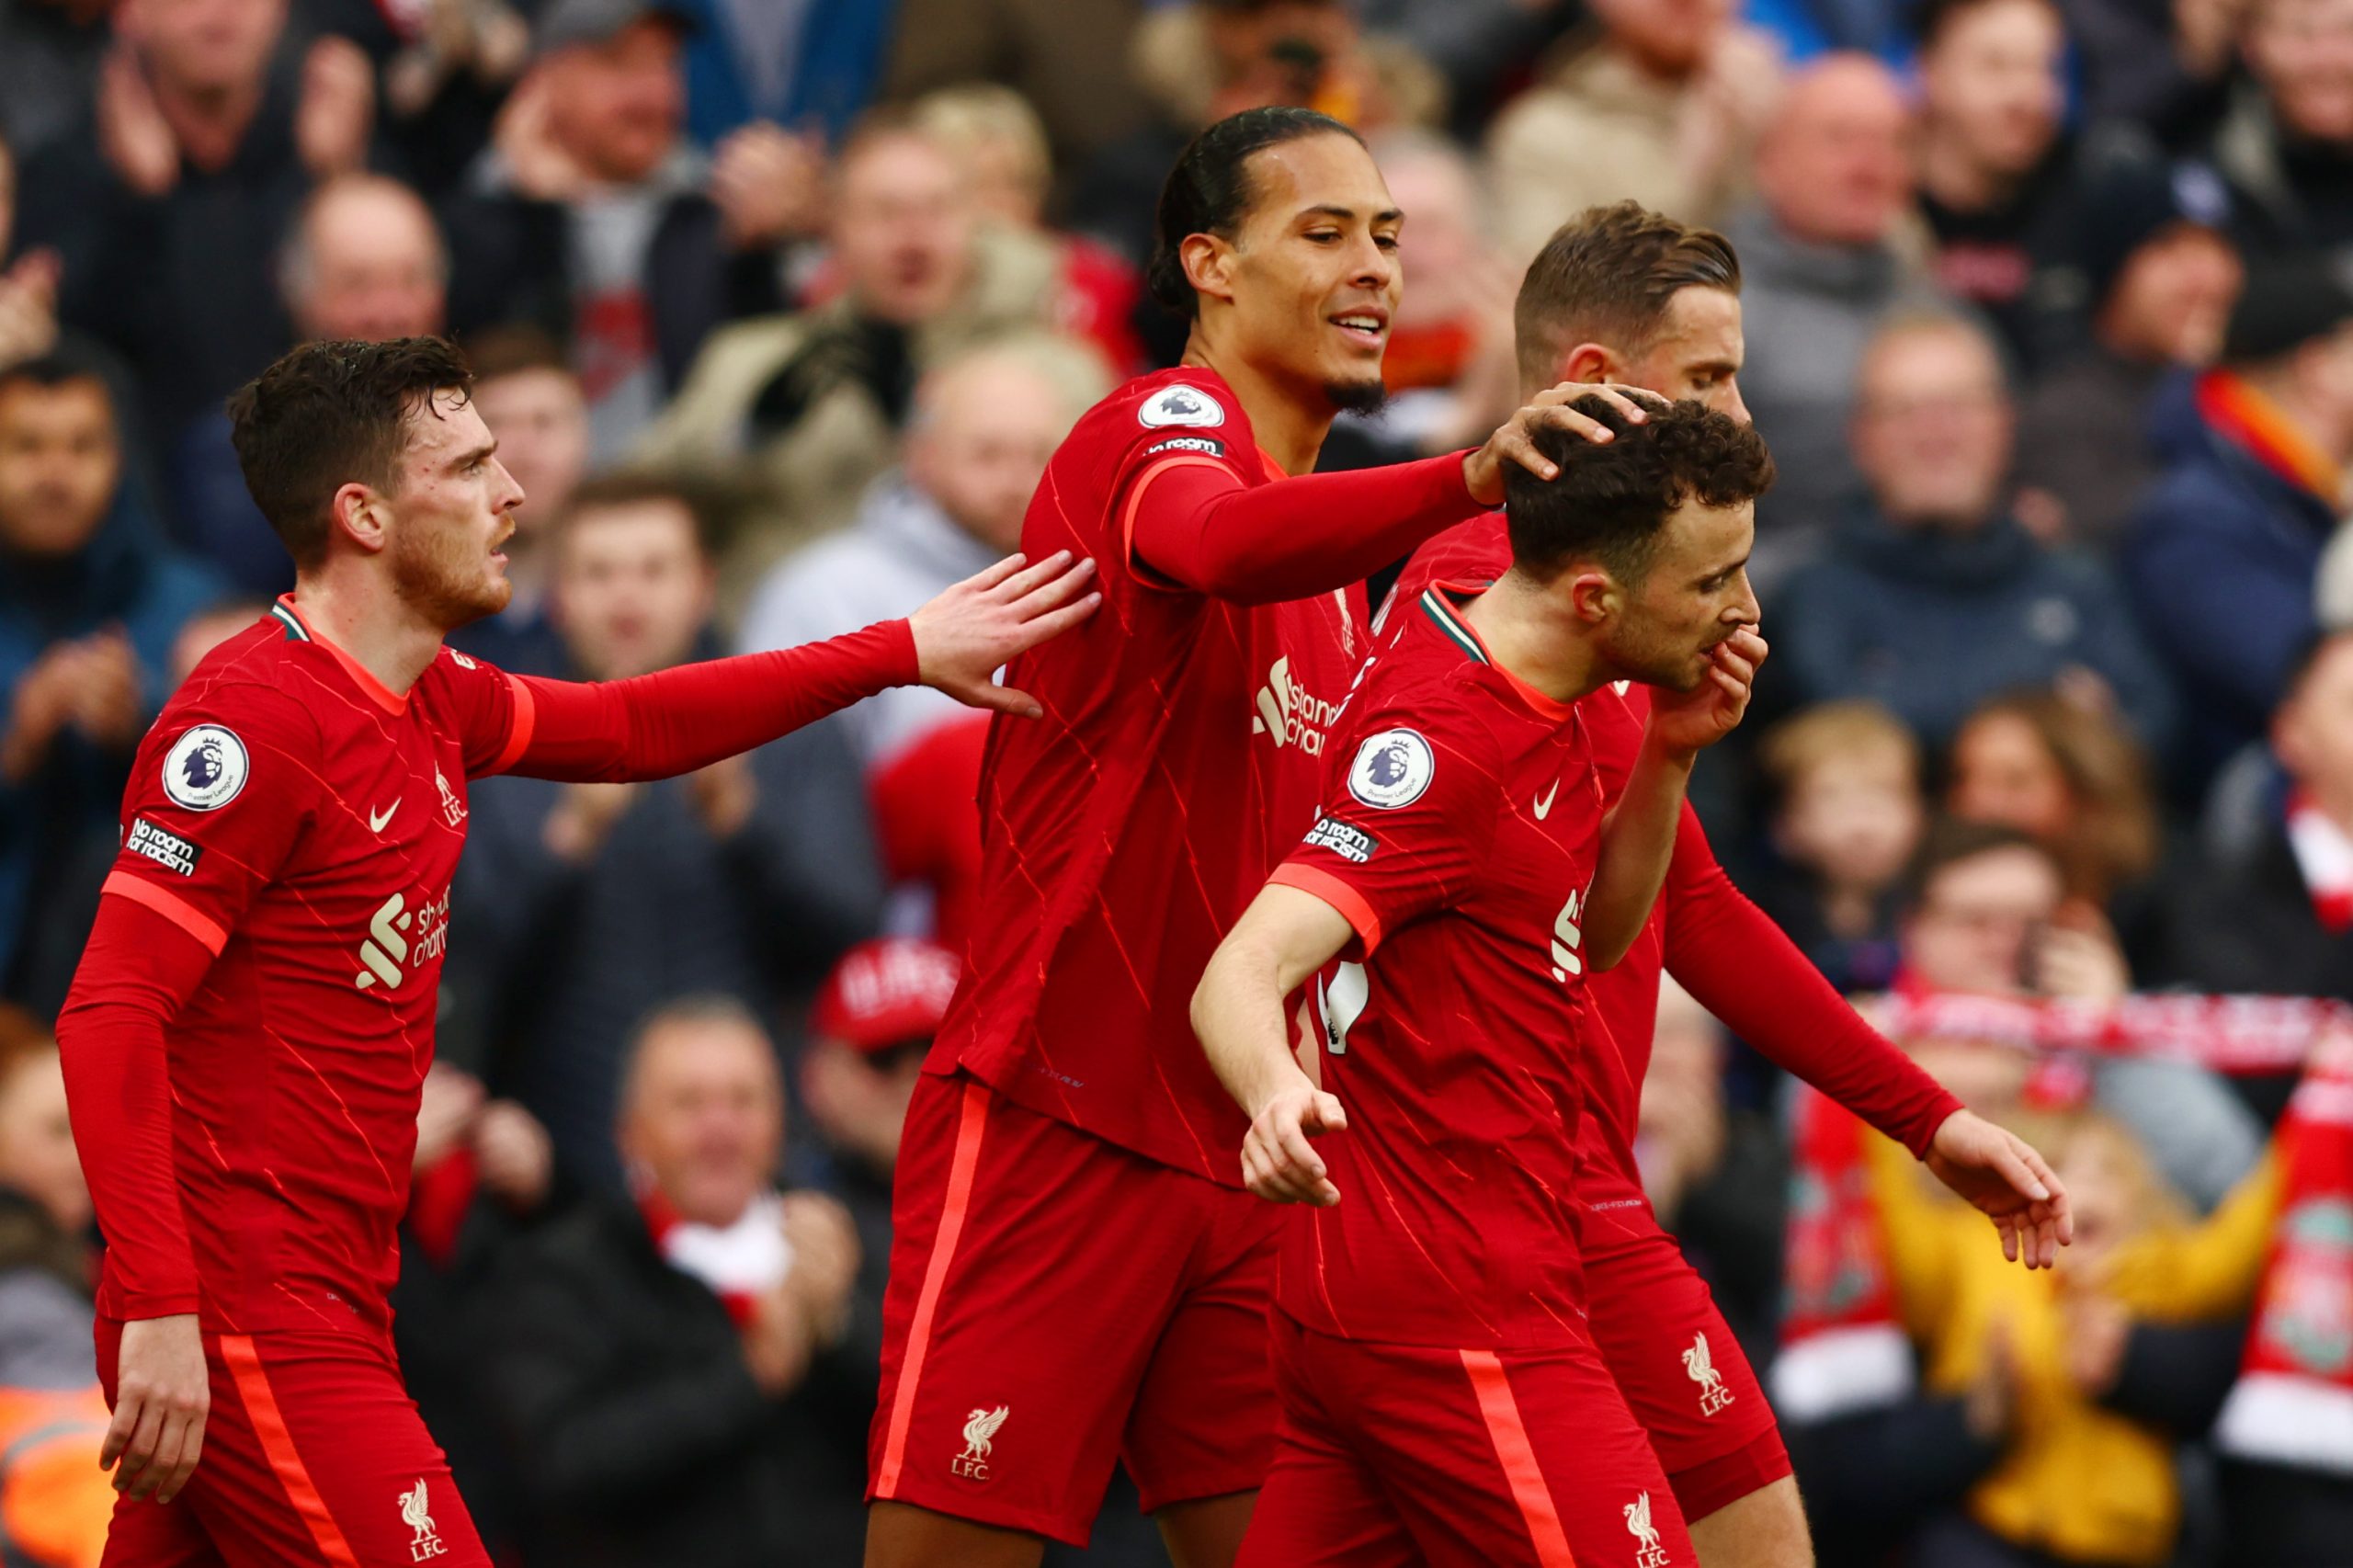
[[107, 1290, 202, 1320], [877, 618, 921, 687], [1269, 863, 1384, 955], [101, 872, 227, 956], [1906, 1092, 1969, 1161]]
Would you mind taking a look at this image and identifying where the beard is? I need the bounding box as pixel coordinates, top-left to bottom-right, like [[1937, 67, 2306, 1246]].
[[1323, 375, 1390, 417], [1607, 621, 1718, 694], [391, 519, 510, 631]]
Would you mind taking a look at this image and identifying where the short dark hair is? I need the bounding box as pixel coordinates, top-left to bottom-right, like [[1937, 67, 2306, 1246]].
[[460, 323, 573, 385], [227, 336, 473, 572], [1148, 106, 1366, 318], [555, 470, 716, 559], [0, 347, 117, 407], [1914, 0, 2059, 50], [1503, 397, 1774, 585], [1903, 816, 2052, 908], [1514, 202, 1741, 390]]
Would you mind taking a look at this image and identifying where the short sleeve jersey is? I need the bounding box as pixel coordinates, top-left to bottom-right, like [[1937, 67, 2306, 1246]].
[[1267, 584, 1610, 1350], [96, 597, 532, 1335], [1389, 516, 1671, 1234], [933, 369, 1370, 1182]]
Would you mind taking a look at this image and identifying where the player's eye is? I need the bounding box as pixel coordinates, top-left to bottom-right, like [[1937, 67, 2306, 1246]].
[[1374, 234, 1400, 252], [1305, 230, 1340, 244]]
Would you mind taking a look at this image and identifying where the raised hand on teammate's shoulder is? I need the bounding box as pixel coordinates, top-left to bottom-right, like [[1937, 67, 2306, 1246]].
[[1644, 626, 1768, 756], [104, 1313, 210, 1504], [1461, 382, 1674, 505], [910, 551, 1102, 719]]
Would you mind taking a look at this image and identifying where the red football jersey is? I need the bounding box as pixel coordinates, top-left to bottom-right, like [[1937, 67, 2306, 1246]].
[[931, 369, 1374, 1182], [94, 597, 529, 1334], [1267, 583, 1610, 1349], [1386, 514, 1671, 1228]]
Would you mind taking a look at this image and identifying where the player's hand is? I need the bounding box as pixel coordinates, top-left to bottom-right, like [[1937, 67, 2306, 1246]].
[[1924, 1108, 2074, 1270], [1461, 382, 1670, 506], [1643, 627, 1767, 756], [104, 1314, 209, 1503], [1242, 1077, 1347, 1206], [910, 551, 1102, 718]]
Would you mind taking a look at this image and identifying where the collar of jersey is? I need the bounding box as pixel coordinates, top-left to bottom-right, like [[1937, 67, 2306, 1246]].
[[1418, 583, 1577, 722], [274, 595, 410, 717]]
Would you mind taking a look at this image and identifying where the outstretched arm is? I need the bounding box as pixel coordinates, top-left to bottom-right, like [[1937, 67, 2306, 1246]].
[[500, 552, 1099, 783], [1192, 884, 1358, 1206], [1130, 385, 1662, 606]]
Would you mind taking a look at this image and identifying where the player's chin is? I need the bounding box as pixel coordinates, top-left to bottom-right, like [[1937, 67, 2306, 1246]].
[[1322, 373, 1389, 417]]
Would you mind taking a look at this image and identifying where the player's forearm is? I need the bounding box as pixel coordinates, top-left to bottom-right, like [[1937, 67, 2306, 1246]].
[[509, 620, 918, 783], [1664, 832, 1961, 1156], [1193, 938, 1314, 1119], [56, 898, 208, 1314], [1586, 737, 1694, 971], [1132, 453, 1475, 606]]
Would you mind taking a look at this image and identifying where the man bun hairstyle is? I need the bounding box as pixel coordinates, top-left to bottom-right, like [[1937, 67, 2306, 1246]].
[[227, 335, 474, 572], [1148, 105, 1366, 318], [1514, 202, 1741, 391], [1504, 397, 1774, 585]]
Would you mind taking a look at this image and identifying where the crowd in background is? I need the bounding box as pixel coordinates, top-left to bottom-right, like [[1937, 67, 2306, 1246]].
[[3, 0, 2353, 1563]]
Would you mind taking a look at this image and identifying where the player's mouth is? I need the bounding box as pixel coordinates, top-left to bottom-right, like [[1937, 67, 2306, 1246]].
[[1328, 308, 1389, 351]]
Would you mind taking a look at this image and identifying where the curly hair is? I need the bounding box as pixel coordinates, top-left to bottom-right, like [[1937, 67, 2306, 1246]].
[[1503, 396, 1775, 585], [227, 335, 474, 571]]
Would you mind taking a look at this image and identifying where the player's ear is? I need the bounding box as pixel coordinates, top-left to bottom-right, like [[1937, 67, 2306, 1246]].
[[1567, 568, 1617, 626], [1558, 343, 1618, 386], [328, 482, 390, 556], [1181, 232, 1238, 308]]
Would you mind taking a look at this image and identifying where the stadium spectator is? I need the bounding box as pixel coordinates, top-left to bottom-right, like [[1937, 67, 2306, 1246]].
[[303, 0, 530, 200], [1897, 819, 2263, 1209], [1948, 690, 2166, 960], [1911, 0, 2096, 368], [738, 336, 1104, 946], [1771, 312, 2179, 754], [279, 172, 447, 346], [0, 129, 61, 377], [672, 0, 892, 146], [450, 474, 882, 1191], [0, 354, 223, 1016], [15, 0, 375, 561], [2123, 253, 2353, 780], [884, 0, 1146, 175], [0, 1005, 115, 1568], [1753, 699, 1927, 994], [1483, 0, 1782, 266], [2013, 156, 2243, 548], [479, 996, 870, 1568], [638, 111, 1082, 594], [443, 0, 797, 459], [393, 1062, 562, 1562], [2204, 0, 2353, 270], [912, 85, 1148, 374], [1727, 51, 1943, 574], [2060, 0, 2245, 138], [447, 324, 587, 676], [0, 0, 109, 161], [2157, 630, 2353, 1008]]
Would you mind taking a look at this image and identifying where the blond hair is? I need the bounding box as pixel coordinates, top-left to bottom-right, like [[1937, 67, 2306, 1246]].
[[1759, 700, 1922, 797]]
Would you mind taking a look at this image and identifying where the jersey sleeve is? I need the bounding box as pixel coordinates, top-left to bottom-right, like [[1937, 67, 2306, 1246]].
[[101, 684, 323, 959], [1267, 701, 1501, 956], [430, 645, 533, 779]]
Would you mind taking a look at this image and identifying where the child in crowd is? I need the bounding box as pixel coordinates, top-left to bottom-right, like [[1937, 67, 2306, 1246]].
[[1756, 700, 1927, 993]]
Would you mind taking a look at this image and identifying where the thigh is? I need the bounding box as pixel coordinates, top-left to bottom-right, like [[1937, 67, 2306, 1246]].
[[103, 1491, 229, 1568], [1125, 1186, 1283, 1518], [1233, 1317, 1418, 1568], [193, 1333, 489, 1568], [1586, 1229, 1786, 1511], [870, 1074, 1201, 1547], [1327, 1330, 1699, 1568]]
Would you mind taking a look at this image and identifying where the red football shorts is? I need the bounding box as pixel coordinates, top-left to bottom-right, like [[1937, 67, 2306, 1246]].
[[95, 1320, 488, 1568], [1240, 1310, 1699, 1568], [868, 1072, 1282, 1544], [1583, 1209, 1791, 1521]]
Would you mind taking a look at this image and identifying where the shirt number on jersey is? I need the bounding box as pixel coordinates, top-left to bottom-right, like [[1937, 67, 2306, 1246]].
[[1321, 960, 1370, 1055], [1550, 891, 1586, 983]]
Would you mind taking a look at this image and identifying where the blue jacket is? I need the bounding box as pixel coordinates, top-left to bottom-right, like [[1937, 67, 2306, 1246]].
[[1775, 501, 2179, 755], [2122, 373, 2338, 777], [0, 493, 227, 987]]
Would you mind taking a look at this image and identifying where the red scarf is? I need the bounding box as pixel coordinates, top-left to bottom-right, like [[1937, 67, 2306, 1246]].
[[1870, 988, 2346, 1076], [2287, 791, 2353, 937], [2196, 369, 2347, 506], [638, 1188, 790, 1329], [1773, 1085, 1916, 1420], [2215, 1030, 2353, 1473]]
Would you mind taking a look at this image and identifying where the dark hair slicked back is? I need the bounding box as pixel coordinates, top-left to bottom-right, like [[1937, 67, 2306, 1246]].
[[1503, 398, 1773, 585], [1514, 203, 1741, 390], [227, 336, 473, 572], [1148, 105, 1366, 318]]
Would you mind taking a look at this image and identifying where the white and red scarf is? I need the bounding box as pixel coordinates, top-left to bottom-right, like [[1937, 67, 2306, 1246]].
[[2287, 791, 2353, 937], [639, 1188, 792, 1329], [1772, 1085, 1916, 1420]]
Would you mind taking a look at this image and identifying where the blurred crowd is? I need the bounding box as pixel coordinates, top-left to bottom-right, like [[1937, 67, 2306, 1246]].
[[4, 0, 2353, 1563]]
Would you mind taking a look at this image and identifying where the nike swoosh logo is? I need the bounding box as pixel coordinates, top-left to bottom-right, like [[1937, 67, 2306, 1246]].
[[1534, 781, 1560, 820], [369, 801, 400, 833]]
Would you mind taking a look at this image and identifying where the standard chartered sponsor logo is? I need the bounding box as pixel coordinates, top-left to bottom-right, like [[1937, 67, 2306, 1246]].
[[1252, 657, 1346, 756], [353, 887, 453, 991]]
